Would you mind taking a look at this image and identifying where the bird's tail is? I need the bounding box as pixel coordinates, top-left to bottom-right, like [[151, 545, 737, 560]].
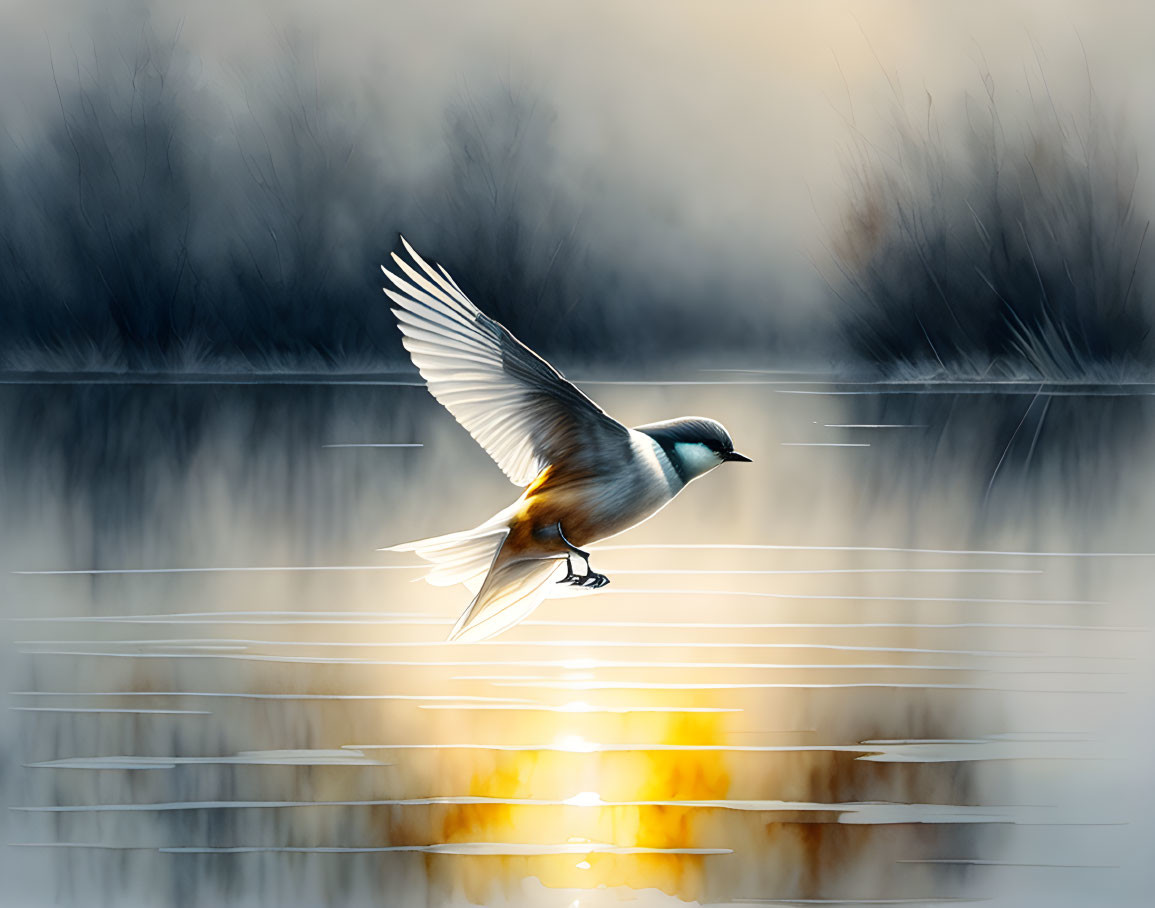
[[382, 522, 509, 590], [383, 512, 564, 642]]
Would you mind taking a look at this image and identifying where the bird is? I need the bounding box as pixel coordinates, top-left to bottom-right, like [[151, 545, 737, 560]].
[[381, 238, 751, 643]]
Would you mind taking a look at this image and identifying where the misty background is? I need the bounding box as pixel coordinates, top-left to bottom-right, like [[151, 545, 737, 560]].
[[4, 4, 1155, 906], [2, 0, 1155, 374]]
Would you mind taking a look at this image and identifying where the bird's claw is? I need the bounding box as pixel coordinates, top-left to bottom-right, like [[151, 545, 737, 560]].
[[556, 568, 609, 589]]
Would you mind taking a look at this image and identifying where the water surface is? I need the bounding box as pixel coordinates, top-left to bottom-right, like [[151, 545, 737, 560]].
[[1, 377, 1152, 907]]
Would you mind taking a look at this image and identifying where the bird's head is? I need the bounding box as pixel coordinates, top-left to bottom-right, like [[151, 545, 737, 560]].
[[636, 416, 752, 483]]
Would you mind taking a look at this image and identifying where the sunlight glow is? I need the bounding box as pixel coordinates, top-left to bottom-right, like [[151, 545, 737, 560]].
[[575, 860, 592, 870], [554, 734, 597, 753], [563, 791, 603, 807]]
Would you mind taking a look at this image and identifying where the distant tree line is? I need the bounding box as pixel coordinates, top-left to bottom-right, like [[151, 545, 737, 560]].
[[2, 23, 1152, 379], [829, 73, 1154, 380]]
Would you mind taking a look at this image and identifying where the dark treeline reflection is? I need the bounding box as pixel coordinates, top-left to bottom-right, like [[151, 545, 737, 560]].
[[1, 379, 1149, 618], [0, 381, 432, 551], [4, 383, 1149, 538], [843, 388, 1154, 517]]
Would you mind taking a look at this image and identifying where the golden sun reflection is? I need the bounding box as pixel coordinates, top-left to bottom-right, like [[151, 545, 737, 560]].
[[553, 733, 598, 753], [435, 709, 732, 902], [564, 790, 604, 807]]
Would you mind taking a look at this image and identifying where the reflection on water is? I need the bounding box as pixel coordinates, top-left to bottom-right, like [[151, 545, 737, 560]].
[[842, 386, 1153, 514], [1, 377, 1153, 907]]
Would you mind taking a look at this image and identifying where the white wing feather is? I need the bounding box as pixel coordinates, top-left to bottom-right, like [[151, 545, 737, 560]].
[[383, 238, 629, 485]]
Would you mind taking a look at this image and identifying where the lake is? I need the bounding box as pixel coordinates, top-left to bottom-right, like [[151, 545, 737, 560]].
[[1, 374, 1151, 907]]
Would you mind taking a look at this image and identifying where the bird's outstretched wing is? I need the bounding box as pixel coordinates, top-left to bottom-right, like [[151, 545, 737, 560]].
[[383, 238, 631, 485]]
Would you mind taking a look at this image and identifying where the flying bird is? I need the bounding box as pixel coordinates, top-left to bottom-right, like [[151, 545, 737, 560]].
[[382, 239, 751, 643]]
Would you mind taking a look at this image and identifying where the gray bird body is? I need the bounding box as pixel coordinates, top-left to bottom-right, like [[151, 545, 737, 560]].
[[382, 240, 750, 642]]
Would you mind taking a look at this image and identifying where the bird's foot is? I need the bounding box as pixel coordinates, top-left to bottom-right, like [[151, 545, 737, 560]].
[[556, 557, 609, 589], [579, 572, 609, 589]]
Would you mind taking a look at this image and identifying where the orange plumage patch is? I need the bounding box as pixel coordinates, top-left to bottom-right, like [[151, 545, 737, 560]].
[[522, 465, 554, 497]]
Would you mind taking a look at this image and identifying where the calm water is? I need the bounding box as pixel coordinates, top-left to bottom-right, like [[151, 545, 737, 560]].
[[1, 376, 1153, 907]]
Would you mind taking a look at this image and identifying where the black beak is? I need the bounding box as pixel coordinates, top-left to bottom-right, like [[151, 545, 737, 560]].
[[722, 451, 753, 463]]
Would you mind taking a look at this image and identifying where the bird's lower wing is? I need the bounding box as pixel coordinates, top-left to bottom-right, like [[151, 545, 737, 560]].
[[448, 547, 565, 643]]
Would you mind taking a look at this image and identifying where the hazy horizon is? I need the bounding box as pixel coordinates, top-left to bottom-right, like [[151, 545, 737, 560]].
[[2, 1, 1155, 372]]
